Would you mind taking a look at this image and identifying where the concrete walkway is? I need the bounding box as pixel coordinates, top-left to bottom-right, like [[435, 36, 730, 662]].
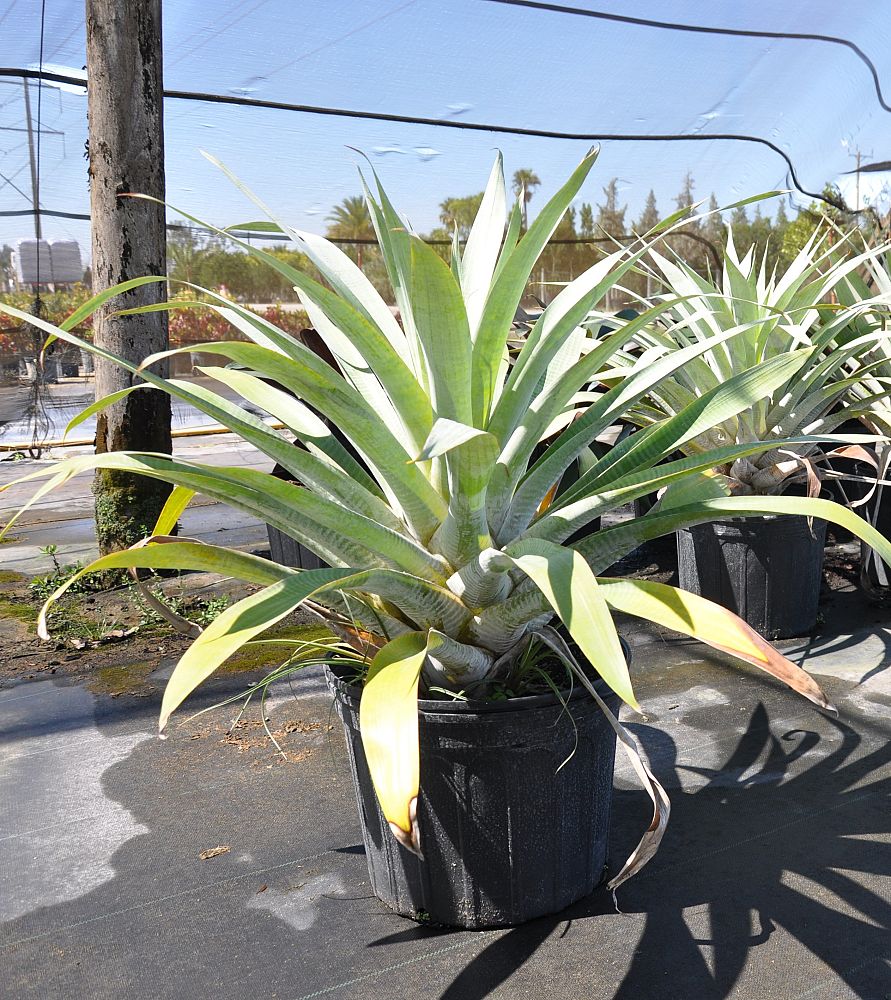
[[0, 432, 272, 576]]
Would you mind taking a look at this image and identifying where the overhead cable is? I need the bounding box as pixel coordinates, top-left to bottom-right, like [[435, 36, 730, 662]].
[[0, 67, 860, 214], [480, 0, 891, 114]]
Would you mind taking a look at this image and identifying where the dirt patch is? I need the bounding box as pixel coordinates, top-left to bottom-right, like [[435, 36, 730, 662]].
[[0, 597, 38, 623], [220, 624, 333, 674], [0, 569, 329, 695], [220, 717, 333, 758], [87, 661, 158, 698]]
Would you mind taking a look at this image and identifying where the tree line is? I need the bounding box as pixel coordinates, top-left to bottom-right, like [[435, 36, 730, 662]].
[[165, 168, 879, 306], [1, 169, 877, 309]]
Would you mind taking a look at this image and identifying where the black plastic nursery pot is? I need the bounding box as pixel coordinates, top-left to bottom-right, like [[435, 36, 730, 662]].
[[825, 435, 891, 595], [325, 661, 622, 929], [677, 515, 827, 639], [266, 460, 328, 570], [265, 523, 326, 570], [860, 484, 891, 593]]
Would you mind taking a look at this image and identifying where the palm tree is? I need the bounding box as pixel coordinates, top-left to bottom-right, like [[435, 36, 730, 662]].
[[166, 224, 204, 284], [512, 169, 541, 230], [326, 196, 374, 268]]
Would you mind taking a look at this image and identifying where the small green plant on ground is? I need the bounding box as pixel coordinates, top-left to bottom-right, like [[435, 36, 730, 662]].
[[25, 549, 229, 642], [29, 546, 94, 602], [130, 580, 230, 632]]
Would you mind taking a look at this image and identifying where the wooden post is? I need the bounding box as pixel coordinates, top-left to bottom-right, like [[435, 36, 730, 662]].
[[86, 0, 172, 553]]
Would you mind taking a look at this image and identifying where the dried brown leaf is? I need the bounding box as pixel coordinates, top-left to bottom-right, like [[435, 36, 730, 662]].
[[199, 845, 231, 860]]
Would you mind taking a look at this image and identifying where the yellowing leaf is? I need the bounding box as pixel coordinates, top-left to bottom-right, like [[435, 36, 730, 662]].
[[359, 631, 430, 854], [159, 568, 355, 730], [153, 486, 196, 536]]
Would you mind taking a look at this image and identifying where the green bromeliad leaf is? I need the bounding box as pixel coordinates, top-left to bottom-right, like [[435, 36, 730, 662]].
[[597, 578, 832, 711], [406, 236, 474, 424], [471, 147, 600, 424], [159, 570, 352, 730], [38, 540, 297, 643], [461, 152, 507, 339], [508, 538, 638, 709]]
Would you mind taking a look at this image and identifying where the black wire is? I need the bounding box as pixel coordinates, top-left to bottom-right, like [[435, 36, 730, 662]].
[[0, 66, 858, 215], [1, 68, 87, 87], [479, 0, 891, 114], [159, 89, 858, 212], [0, 207, 715, 256]]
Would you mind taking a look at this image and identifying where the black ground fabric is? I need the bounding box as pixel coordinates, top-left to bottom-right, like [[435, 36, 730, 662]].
[[2, 629, 890, 1000]]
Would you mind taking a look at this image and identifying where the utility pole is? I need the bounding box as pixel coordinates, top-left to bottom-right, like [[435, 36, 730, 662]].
[[21, 80, 42, 242], [847, 145, 873, 212], [22, 76, 47, 445], [86, 0, 172, 554]]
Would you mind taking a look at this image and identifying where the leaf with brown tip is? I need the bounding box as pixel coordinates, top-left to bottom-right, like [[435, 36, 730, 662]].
[[598, 577, 835, 712]]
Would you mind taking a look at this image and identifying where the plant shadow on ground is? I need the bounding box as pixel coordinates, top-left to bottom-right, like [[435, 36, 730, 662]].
[[0, 685, 356, 999], [791, 548, 891, 688], [378, 704, 891, 1000], [4, 690, 890, 999]]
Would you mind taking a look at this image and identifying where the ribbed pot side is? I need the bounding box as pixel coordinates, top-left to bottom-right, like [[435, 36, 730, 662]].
[[325, 664, 621, 929], [677, 514, 827, 639]]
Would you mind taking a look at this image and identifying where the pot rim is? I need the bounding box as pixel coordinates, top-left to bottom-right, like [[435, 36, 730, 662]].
[[679, 513, 828, 529], [325, 638, 626, 716]]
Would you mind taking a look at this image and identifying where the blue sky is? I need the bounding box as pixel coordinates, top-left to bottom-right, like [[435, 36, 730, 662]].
[[1, 0, 890, 260]]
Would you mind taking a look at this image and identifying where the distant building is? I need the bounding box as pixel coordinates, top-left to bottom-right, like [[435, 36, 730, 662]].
[[13, 239, 82, 286]]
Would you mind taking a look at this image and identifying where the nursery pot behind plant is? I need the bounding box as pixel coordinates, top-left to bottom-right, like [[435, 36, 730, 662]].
[[265, 523, 326, 570], [859, 478, 891, 595], [677, 515, 827, 639], [265, 461, 328, 570], [825, 434, 891, 596], [325, 660, 622, 929]]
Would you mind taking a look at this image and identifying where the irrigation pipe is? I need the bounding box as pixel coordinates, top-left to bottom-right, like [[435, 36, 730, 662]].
[[0, 421, 286, 452]]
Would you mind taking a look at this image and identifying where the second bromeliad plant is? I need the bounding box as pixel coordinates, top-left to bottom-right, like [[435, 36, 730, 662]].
[[3, 149, 891, 927], [616, 229, 891, 637]]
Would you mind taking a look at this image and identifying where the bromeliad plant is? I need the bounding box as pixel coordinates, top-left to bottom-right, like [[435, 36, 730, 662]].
[[4, 150, 891, 883], [833, 246, 891, 449], [833, 248, 891, 589], [613, 228, 891, 499]]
